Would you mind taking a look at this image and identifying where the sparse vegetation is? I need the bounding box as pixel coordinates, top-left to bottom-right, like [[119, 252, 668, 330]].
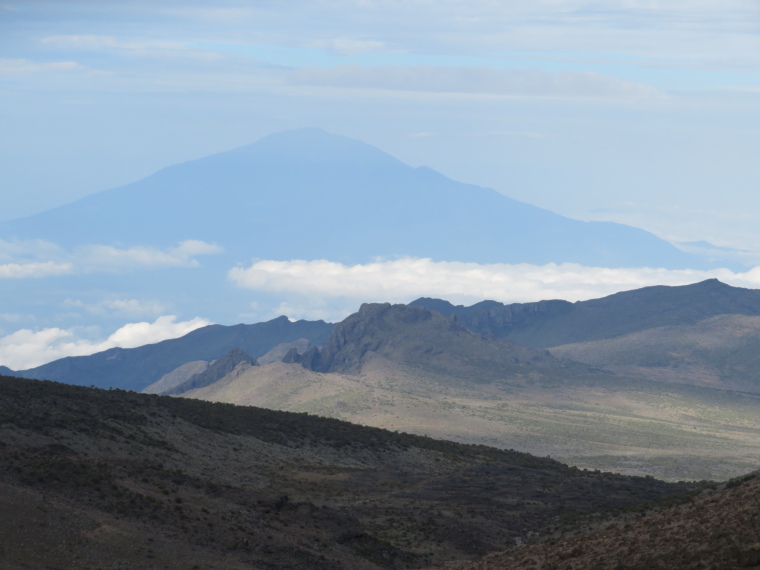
[[0, 374, 699, 569]]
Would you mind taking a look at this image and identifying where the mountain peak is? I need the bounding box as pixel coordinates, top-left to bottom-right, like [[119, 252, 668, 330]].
[[293, 302, 561, 382], [226, 127, 403, 168], [692, 278, 728, 288]]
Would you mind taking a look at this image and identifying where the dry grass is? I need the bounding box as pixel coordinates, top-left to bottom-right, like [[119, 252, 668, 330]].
[[187, 359, 760, 481]]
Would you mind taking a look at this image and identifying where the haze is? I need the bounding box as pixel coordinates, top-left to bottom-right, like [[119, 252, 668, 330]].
[[2, 1, 760, 368]]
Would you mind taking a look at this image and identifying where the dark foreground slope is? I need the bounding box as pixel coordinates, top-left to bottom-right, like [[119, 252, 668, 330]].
[[412, 279, 760, 347], [464, 472, 760, 570], [11, 316, 333, 391], [0, 375, 696, 569]]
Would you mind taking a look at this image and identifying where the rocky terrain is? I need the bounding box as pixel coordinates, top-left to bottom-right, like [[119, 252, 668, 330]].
[[0, 374, 697, 569], [460, 472, 760, 569]]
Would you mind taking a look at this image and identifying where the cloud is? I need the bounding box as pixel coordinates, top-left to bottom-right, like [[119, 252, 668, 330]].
[[0, 239, 66, 262], [290, 65, 660, 100], [0, 58, 89, 75], [0, 315, 212, 371], [80, 240, 222, 270], [0, 239, 223, 277], [42, 35, 184, 51], [40, 35, 221, 61], [171, 239, 225, 257], [312, 38, 390, 56], [63, 298, 168, 317], [229, 257, 760, 320], [0, 262, 74, 279]]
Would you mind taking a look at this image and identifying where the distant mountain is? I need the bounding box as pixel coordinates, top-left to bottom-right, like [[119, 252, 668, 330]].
[[295, 302, 563, 381], [551, 314, 760, 393], [13, 316, 333, 391], [411, 279, 760, 347], [0, 127, 702, 269]]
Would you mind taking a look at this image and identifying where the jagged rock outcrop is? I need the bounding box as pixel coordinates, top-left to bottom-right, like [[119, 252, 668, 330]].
[[294, 302, 560, 379], [164, 348, 257, 395], [411, 297, 573, 340]]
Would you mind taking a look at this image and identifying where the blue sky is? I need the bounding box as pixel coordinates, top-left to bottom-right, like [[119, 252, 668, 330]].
[[2, 0, 760, 368]]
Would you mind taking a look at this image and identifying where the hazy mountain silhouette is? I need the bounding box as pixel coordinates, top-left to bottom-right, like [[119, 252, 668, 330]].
[[0, 128, 702, 268]]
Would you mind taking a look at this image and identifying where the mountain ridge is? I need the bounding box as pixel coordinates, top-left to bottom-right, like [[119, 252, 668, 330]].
[[411, 278, 760, 347], [292, 302, 564, 382]]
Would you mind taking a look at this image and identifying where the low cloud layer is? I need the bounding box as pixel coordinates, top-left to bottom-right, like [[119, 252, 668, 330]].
[[0, 315, 212, 371], [0, 239, 223, 278], [0, 261, 74, 279], [292, 66, 660, 100], [230, 258, 760, 320]]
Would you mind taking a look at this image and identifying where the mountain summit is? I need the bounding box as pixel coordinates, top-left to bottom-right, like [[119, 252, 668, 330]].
[[1, 127, 700, 268]]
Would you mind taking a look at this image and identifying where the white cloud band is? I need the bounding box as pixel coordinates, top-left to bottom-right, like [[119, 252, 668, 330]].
[[229, 257, 760, 309], [0, 262, 74, 279], [291, 65, 659, 100]]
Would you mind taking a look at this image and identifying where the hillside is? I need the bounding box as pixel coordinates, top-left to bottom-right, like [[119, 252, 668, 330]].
[[462, 472, 760, 569], [180, 303, 760, 481], [550, 314, 760, 393], [411, 278, 760, 347], [10, 316, 333, 392], [0, 375, 697, 569]]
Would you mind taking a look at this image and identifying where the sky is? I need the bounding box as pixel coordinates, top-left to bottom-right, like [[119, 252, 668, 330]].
[[2, 0, 760, 369]]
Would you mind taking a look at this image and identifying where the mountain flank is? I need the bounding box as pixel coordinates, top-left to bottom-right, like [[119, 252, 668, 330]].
[[412, 278, 760, 347], [9, 316, 332, 392], [178, 302, 760, 481], [550, 313, 760, 393], [0, 375, 698, 569]]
